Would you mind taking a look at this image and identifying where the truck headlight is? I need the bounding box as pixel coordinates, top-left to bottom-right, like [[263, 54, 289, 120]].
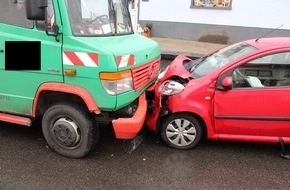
[[159, 80, 185, 95], [100, 70, 133, 95]]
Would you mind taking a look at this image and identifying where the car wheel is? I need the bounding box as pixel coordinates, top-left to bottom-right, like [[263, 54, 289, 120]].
[[160, 114, 202, 150], [42, 103, 99, 158]]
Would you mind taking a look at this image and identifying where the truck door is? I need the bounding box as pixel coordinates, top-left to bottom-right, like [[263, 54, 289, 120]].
[[0, 0, 63, 116]]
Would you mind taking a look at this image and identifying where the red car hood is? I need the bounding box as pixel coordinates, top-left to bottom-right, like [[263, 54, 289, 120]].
[[162, 54, 192, 81]]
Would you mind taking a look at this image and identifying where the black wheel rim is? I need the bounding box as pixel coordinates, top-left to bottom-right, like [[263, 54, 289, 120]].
[[51, 118, 81, 147]]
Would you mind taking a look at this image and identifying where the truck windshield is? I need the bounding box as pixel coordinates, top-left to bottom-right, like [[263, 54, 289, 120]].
[[184, 42, 257, 78], [65, 0, 133, 36]]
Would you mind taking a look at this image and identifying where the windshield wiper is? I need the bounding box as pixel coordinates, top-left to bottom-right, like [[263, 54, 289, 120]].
[[120, 0, 133, 33], [109, 0, 117, 34]]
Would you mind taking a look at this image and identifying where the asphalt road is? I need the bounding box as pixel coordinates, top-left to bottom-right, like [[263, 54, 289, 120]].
[[1, 59, 290, 190], [1, 121, 290, 190]]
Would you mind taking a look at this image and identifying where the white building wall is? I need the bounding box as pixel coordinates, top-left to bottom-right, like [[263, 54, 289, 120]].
[[140, 0, 290, 30]]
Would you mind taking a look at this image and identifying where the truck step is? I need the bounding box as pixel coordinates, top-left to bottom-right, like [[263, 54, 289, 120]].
[[0, 113, 32, 126]]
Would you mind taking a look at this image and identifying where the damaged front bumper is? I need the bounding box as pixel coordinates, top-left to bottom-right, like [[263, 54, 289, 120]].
[[145, 85, 169, 132], [112, 92, 147, 139]]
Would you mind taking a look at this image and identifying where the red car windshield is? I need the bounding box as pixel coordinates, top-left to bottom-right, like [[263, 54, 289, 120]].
[[185, 42, 257, 78]]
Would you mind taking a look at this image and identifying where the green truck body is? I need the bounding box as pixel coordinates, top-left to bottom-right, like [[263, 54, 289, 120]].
[[0, 0, 160, 158]]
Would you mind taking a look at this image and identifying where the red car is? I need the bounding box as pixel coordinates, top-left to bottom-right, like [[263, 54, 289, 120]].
[[146, 37, 290, 151]]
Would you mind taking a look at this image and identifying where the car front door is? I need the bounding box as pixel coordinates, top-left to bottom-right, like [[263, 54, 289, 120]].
[[214, 51, 290, 138]]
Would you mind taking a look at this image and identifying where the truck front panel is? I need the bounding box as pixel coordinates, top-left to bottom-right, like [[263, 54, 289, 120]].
[[62, 34, 160, 111]]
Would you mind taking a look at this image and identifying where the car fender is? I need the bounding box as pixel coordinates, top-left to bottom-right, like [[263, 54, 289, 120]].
[[166, 91, 217, 139]]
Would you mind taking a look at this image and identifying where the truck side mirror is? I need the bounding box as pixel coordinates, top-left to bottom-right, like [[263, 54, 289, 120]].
[[25, 0, 47, 20]]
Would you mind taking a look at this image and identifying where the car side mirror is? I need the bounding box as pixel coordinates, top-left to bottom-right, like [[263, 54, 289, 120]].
[[25, 0, 47, 20], [217, 76, 232, 90]]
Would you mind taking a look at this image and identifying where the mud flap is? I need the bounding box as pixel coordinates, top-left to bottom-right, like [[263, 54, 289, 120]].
[[278, 137, 290, 160]]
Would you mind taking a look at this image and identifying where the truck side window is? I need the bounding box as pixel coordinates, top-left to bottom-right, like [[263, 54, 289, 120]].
[[0, 0, 33, 28], [36, 0, 55, 31]]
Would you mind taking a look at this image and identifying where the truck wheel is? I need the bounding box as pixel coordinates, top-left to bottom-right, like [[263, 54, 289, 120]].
[[160, 114, 202, 150], [42, 103, 99, 158]]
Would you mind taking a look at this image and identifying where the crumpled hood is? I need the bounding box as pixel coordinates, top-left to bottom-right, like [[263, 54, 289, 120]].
[[162, 54, 192, 81]]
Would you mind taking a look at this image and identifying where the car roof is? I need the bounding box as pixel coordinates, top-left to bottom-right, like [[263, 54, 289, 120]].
[[244, 37, 290, 50]]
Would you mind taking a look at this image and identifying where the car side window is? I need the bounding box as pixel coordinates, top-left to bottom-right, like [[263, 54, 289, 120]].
[[232, 52, 290, 88], [0, 0, 33, 28]]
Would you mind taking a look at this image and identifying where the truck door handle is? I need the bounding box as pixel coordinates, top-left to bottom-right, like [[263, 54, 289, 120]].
[[0, 49, 4, 53]]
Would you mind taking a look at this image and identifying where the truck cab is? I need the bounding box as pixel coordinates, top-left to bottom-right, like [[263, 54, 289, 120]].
[[0, 0, 160, 158]]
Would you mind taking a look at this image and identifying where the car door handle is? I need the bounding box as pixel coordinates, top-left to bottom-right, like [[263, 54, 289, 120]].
[[0, 49, 4, 53]]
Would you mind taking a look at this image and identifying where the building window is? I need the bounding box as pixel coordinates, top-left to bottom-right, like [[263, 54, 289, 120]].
[[191, 0, 232, 10]]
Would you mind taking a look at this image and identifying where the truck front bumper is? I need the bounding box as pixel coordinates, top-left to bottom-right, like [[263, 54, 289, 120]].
[[112, 92, 147, 139]]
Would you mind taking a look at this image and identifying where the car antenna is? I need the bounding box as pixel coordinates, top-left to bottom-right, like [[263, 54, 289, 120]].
[[255, 24, 284, 42]]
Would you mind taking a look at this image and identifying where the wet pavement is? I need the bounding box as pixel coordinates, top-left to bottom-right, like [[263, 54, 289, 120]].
[[1, 58, 290, 190], [0, 120, 290, 190]]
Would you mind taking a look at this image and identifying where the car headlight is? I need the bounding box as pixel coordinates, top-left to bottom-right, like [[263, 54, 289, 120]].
[[159, 80, 185, 95], [100, 70, 133, 95]]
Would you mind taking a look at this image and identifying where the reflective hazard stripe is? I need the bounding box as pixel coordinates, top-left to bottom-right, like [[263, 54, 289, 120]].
[[116, 54, 135, 68], [63, 52, 99, 67]]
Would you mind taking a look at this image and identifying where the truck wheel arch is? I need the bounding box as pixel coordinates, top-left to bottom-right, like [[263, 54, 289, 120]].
[[33, 83, 100, 117]]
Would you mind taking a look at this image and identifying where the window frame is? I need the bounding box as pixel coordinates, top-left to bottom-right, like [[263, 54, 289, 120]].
[[190, 0, 233, 10]]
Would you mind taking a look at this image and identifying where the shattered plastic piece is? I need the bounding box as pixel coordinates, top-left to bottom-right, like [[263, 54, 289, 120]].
[[279, 137, 290, 160], [123, 135, 143, 154]]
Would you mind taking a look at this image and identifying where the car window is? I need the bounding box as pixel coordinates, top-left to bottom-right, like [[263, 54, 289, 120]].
[[232, 52, 290, 88]]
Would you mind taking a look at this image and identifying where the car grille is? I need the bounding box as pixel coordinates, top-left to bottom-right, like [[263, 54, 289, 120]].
[[132, 58, 160, 91]]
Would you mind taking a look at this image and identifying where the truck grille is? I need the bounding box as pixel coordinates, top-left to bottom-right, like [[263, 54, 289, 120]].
[[132, 58, 161, 91]]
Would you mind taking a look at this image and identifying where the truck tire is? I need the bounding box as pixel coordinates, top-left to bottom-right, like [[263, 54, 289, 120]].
[[42, 103, 99, 158], [160, 113, 202, 150]]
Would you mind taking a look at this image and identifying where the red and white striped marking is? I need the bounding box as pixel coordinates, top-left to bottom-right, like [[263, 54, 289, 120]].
[[63, 51, 99, 67], [116, 54, 136, 68]]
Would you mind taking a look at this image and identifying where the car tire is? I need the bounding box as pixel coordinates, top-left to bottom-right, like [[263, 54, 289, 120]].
[[160, 113, 202, 150], [42, 103, 99, 158]]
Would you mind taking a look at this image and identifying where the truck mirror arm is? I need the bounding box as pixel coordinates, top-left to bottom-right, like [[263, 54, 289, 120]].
[[45, 24, 60, 42]]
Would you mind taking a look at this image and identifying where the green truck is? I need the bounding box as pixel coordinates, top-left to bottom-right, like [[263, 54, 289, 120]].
[[0, 0, 160, 158]]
